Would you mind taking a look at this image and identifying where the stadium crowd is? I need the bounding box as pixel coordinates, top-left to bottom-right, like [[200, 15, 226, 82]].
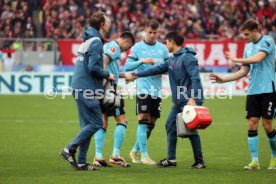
[[0, 0, 275, 41]]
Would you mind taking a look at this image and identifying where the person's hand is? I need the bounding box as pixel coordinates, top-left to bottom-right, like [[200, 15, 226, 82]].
[[125, 74, 137, 84], [187, 98, 196, 106], [108, 73, 115, 81], [225, 51, 238, 62], [141, 58, 154, 65], [209, 74, 224, 83]]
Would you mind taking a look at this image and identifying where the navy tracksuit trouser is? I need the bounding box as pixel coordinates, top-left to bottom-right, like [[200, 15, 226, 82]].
[[166, 104, 204, 162], [67, 92, 103, 164]]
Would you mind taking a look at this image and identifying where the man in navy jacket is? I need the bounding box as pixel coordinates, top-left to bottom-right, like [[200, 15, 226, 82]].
[[60, 12, 115, 171], [126, 31, 206, 168]]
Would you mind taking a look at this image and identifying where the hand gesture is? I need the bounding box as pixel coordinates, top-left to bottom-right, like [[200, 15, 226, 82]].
[[187, 98, 196, 106], [125, 74, 137, 84], [225, 51, 238, 62], [141, 58, 154, 65], [209, 74, 224, 83], [108, 73, 115, 81]]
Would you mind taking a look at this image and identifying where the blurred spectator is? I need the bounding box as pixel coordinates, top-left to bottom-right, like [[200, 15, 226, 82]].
[[1, 2, 14, 20], [38, 0, 275, 41], [0, 0, 275, 42], [0, 50, 3, 71], [3, 52, 14, 71], [268, 25, 276, 40], [12, 39, 22, 50], [25, 65, 33, 72]]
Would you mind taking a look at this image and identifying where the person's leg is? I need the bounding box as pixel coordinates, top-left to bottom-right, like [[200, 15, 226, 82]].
[[137, 114, 150, 158], [156, 105, 179, 167], [188, 102, 205, 168], [130, 94, 155, 164], [243, 117, 260, 170], [166, 105, 180, 161], [262, 118, 275, 154], [131, 119, 155, 153], [68, 97, 103, 161], [130, 113, 150, 163], [139, 95, 161, 164], [61, 93, 102, 170], [94, 113, 108, 160], [244, 94, 261, 170], [131, 94, 150, 154], [261, 93, 276, 169], [112, 114, 127, 158], [147, 97, 161, 139], [262, 118, 276, 169], [109, 104, 130, 167], [77, 102, 92, 164], [189, 134, 204, 162]]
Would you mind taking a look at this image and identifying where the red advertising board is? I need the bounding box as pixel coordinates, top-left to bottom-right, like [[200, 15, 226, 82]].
[[57, 40, 247, 66], [57, 40, 81, 65]]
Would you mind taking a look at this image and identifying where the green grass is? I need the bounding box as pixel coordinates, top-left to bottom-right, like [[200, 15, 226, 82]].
[[0, 95, 275, 184]]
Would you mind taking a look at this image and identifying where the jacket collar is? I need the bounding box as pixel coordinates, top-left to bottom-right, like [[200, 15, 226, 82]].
[[173, 47, 186, 56], [83, 27, 105, 43]]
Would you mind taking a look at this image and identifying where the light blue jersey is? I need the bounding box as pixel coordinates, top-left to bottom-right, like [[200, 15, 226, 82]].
[[104, 41, 121, 84], [125, 40, 169, 97], [243, 35, 276, 95]]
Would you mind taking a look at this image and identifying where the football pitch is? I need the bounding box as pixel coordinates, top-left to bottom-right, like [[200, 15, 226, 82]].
[[0, 95, 275, 184]]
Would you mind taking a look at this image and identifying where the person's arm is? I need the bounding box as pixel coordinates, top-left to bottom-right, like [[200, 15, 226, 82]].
[[135, 60, 169, 77], [119, 73, 125, 78], [225, 37, 273, 64], [88, 39, 110, 79], [104, 42, 121, 71], [209, 65, 250, 83], [225, 51, 267, 64], [124, 47, 154, 71], [125, 60, 169, 83], [182, 55, 202, 100], [124, 55, 142, 71], [103, 54, 110, 71], [124, 58, 155, 71]]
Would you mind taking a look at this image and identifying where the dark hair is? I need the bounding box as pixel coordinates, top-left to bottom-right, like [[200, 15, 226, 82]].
[[240, 19, 259, 31], [145, 19, 159, 29], [120, 32, 135, 44], [165, 31, 184, 46], [89, 12, 106, 30]]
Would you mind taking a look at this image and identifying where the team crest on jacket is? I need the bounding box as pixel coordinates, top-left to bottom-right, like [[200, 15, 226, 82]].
[[110, 47, 116, 54]]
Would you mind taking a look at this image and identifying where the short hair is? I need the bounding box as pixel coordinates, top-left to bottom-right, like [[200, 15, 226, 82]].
[[240, 19, 259, 31], [120, 32, 135, 45], [165, 31, 184, 46], [89, 12, 106, 30], [145, 19, 160, 30]]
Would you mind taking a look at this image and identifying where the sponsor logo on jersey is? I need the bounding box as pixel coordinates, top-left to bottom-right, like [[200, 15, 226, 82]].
[[110, 47, 116, 54]]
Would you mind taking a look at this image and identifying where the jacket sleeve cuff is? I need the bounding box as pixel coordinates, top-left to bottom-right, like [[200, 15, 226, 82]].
[[133, 72, 140, 77], [104, 71, 110, 79]]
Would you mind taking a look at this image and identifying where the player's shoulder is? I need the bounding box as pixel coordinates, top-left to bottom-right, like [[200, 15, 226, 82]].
[[261, 35, 275, 46], [105, 40, 119, 49], [155, 41, 168, 52], [105, 41, 120, 54], [134, 40, 144, 47], [245, 42, 253, 49], [262, 35, 273, 41], [130, 41, 143, 53], [155, 41, 165, 47]]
